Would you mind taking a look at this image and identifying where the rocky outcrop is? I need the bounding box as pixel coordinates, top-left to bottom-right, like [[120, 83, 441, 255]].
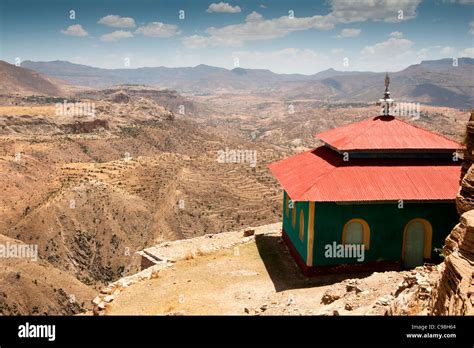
[[92, 265, 162, 315], [460, 112, 474, 181], [429, 109, 474, 315], [62, 119, 109, 133], [430, 210, 474, 315], [389, 266, 441, 315], [109, 91, 131, 104], [457, 163, 474, 216]]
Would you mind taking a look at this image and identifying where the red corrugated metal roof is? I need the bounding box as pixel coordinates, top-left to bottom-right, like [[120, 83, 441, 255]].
[[268, 146, 460, 202], [315, 116, 461, 151]]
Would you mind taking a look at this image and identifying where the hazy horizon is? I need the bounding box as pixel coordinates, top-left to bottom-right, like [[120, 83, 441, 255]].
[[1, 0, 473, 74], [11, 56, 474, 77]]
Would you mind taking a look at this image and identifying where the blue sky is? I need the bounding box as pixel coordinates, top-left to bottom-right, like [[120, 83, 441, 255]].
[[0, 0, 473, 74]]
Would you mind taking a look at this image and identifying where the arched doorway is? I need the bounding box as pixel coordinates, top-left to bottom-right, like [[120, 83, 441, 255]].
[[402, 219, 432, 269]]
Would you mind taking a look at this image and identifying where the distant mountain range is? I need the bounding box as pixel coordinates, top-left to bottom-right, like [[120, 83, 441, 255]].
[[0, 60, 64, 96], [4, 58, 474, 107]]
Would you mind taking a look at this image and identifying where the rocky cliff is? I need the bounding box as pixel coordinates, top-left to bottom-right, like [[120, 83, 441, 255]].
[[430, 109, 474, 315]]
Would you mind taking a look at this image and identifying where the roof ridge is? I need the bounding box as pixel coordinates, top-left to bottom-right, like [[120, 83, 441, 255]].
[[316, 115, 461, 151], [268, 147, 339, 200], [298, 147, 344, 199], [314, 118, 373, 147], [336, 117, 380, 149], [394, 117, 461, 146]]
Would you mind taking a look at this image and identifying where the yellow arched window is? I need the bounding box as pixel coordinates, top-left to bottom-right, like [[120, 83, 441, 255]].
[[299, 210, 305, 241], [342, 219, 370, 250], [291, 201, 296, 228]]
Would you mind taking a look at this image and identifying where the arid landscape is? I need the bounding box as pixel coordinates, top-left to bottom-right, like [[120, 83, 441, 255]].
[[0, 56, 472, 315], [93, 224, 441, 316], [1, 3, 474, 348]]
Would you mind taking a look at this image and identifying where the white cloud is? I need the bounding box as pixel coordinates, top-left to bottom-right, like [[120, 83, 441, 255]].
[[181, 35, 208, 48], [437, 46, 474, 58], [181, 35, 211, 48], [416, 48, 429, 60], [182, 34, 241, 48], [61, 24, 88, 37], [206, 2, 241, 13], [246, 11, 264, 22], [459, 47, 474, 57], [469, 21, 474, 34], [440, 46, 455, 56], [206, 14, 335, 44], [100, 30, 134, 42], [361, 36, 413, 57], [329, 0, 422, 23], [338, 28, 361, 37], [135, 22, 180, 37], [183, 0, 422, 48], [182, 12, 337, 48], [98, 15, 136, 28], [354, 34, 420, 71], [389, 31, 403, 38]]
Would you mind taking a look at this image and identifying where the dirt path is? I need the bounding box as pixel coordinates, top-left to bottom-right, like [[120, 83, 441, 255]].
[[104, 229, 406, 315]]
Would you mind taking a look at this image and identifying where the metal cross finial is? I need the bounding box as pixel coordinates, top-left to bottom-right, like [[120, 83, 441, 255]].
[[377, 73, 394, 116], [383, 73, 391, 101]]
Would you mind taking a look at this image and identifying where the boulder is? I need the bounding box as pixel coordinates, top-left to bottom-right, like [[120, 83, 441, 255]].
[[103, 295, 114, 303], [110, 91, 131, 104], [430, 215, 474, 315], [243, 229, 255, 237]]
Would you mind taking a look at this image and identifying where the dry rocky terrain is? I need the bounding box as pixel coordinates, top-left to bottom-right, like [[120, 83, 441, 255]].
[[0, 87, 283, 314], [189, 94, 469, 150], [93, 224, 440, 316], [0, 233, 96, 315], [0, 60, 65, 96], [0, 81, 470, 315]]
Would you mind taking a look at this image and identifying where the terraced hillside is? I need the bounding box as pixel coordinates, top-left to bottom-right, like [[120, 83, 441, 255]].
[[0, 85, 469, 315], [0, 94, 282, 293]]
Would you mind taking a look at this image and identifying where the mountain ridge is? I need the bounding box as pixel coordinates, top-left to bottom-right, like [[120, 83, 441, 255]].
[[5, 58, 474, 108], [0, 60, 64, 96]]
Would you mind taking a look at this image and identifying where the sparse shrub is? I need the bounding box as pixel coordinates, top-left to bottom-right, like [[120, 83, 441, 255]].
[[434, 247, 445, 259], [184, 251, 195, 260], [79, 144, 90, 154], [120, 126, 142, 138]]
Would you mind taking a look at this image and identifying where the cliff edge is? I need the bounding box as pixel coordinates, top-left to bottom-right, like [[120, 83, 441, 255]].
[[430, 109, 474, 315]]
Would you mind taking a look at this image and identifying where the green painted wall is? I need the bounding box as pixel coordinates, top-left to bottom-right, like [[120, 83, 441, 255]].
[[282, 191, 459, 268], [312, 201, 458, 266], [282, 191, 309, 262]]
